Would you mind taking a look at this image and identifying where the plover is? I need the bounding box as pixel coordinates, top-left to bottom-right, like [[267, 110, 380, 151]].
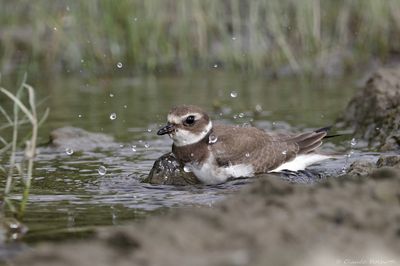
[[157, 105, 331, 184]]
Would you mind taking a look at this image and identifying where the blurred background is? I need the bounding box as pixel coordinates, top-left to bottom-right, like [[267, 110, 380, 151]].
[[1, 0, 399, 137], [1, 0, 400, 77]]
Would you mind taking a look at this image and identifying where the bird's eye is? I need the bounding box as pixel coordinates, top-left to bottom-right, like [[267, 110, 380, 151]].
[[184, 115, 196, 126]]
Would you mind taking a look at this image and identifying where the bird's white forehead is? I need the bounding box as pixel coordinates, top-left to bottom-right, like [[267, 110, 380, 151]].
[[167, 112, 202, 124]]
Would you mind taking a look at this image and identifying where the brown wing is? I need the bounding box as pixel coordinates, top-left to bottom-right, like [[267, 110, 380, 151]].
[[210, 124, 327, 173]]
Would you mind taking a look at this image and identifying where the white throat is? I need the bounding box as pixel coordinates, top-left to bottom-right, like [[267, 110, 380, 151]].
[[172, 121, 212, 147]]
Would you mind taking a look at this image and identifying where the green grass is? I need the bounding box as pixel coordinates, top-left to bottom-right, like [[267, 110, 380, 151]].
[[0, 75, 49, 224], [1, 0, 400, 75]]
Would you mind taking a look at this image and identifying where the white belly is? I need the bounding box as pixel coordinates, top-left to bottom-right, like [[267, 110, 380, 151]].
[[187, 155, 254, 185]]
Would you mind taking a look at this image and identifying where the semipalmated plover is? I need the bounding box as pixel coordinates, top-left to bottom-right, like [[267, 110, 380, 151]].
[[157, 105, 331, 184]]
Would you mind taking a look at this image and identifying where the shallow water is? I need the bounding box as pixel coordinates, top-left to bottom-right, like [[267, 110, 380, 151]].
[[1, 72, 362, 243]]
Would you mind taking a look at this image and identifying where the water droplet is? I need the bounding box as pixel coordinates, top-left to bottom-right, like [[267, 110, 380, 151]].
[[233, 115, 238, 119], [109, 93, 114, 97], [117, 62, 123, 68], [53, 27, 57, 31], [245, 153, 250, 157], [147, 128, 152, 133], [375, 127, 380, 131], [255, 104, 263, 113], [346, 151, 354, 158], [341, 166, 347, 174], [66, 6, 70, 11], [78, 114, 82, 118], [213, 64, 218, 68], [65, 148, 74, 155], [123, 105, 128, 109], [131, 145, 137, 152], [190, 153, 194, 157], [350, 138, 357, 147], [183, 165, 191, 173], [80, 59, 84, 63], [230, 91, 238, 98], [109, 113, 117, 120], [144, 143, 150, 149], [232, 37, 237, 41], [98, 165, 107, 175], [282, 150, 287, 155], [209, 135, 218, 144], [133, 17, 138, 22], [119, 144, 124, 148], [238, 112, 244, 118]]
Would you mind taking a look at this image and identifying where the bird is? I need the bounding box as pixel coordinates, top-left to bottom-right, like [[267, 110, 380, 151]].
[[157, 105, 332, 184]]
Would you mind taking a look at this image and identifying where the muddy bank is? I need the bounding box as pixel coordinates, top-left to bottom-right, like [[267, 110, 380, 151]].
[[338, 65, 400, 151], [49, 127, 116, 151], [8, 166, 400, 266]]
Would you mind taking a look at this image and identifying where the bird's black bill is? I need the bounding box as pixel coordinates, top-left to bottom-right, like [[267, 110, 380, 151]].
[[157, 124, 175, 135]]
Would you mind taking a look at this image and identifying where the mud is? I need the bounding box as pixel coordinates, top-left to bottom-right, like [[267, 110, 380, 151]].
[[49, 126, 115, 151], [338, 65, 400, 151], [346, 154, 400, 177], [8, 167, 400, 266]]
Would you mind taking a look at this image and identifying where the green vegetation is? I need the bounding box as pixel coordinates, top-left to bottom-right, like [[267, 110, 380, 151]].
[[1, 0, 400, 75], [0, 75, 49, 221]]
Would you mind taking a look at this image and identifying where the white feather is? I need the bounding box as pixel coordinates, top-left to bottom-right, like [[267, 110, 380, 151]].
[[270, 154, 330, 172], [172, 121, 212, 147]]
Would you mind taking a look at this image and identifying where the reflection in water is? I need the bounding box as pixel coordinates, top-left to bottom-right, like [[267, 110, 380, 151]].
[[0, 73, 358, 243]]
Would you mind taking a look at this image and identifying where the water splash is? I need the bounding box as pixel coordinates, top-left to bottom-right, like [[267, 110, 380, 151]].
[[183, 165, 192, 173], [230, 91, 238, 98], [109, 113, 117, 120], [65, 148, 74, 155], [209, 135, 218, 144], [98, 165, 107, 175], [341, 138, 358, 174], [350, 138, 357, 147]]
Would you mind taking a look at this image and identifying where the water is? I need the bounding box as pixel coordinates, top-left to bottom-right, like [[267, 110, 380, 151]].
[[0, 72, 360, 243]]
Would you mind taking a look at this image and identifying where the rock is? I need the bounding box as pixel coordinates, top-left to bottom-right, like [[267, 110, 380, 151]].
[[376, 155, 400, 169], [346, 160, 375, 176], [144, 153, 199, 185], [338, 66, 400, 150], [49, 127, 115, 151]]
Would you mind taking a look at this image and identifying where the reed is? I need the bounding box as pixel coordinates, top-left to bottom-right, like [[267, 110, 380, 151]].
[[0, 0, 399, 75], [0, 75, 49, 219]]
